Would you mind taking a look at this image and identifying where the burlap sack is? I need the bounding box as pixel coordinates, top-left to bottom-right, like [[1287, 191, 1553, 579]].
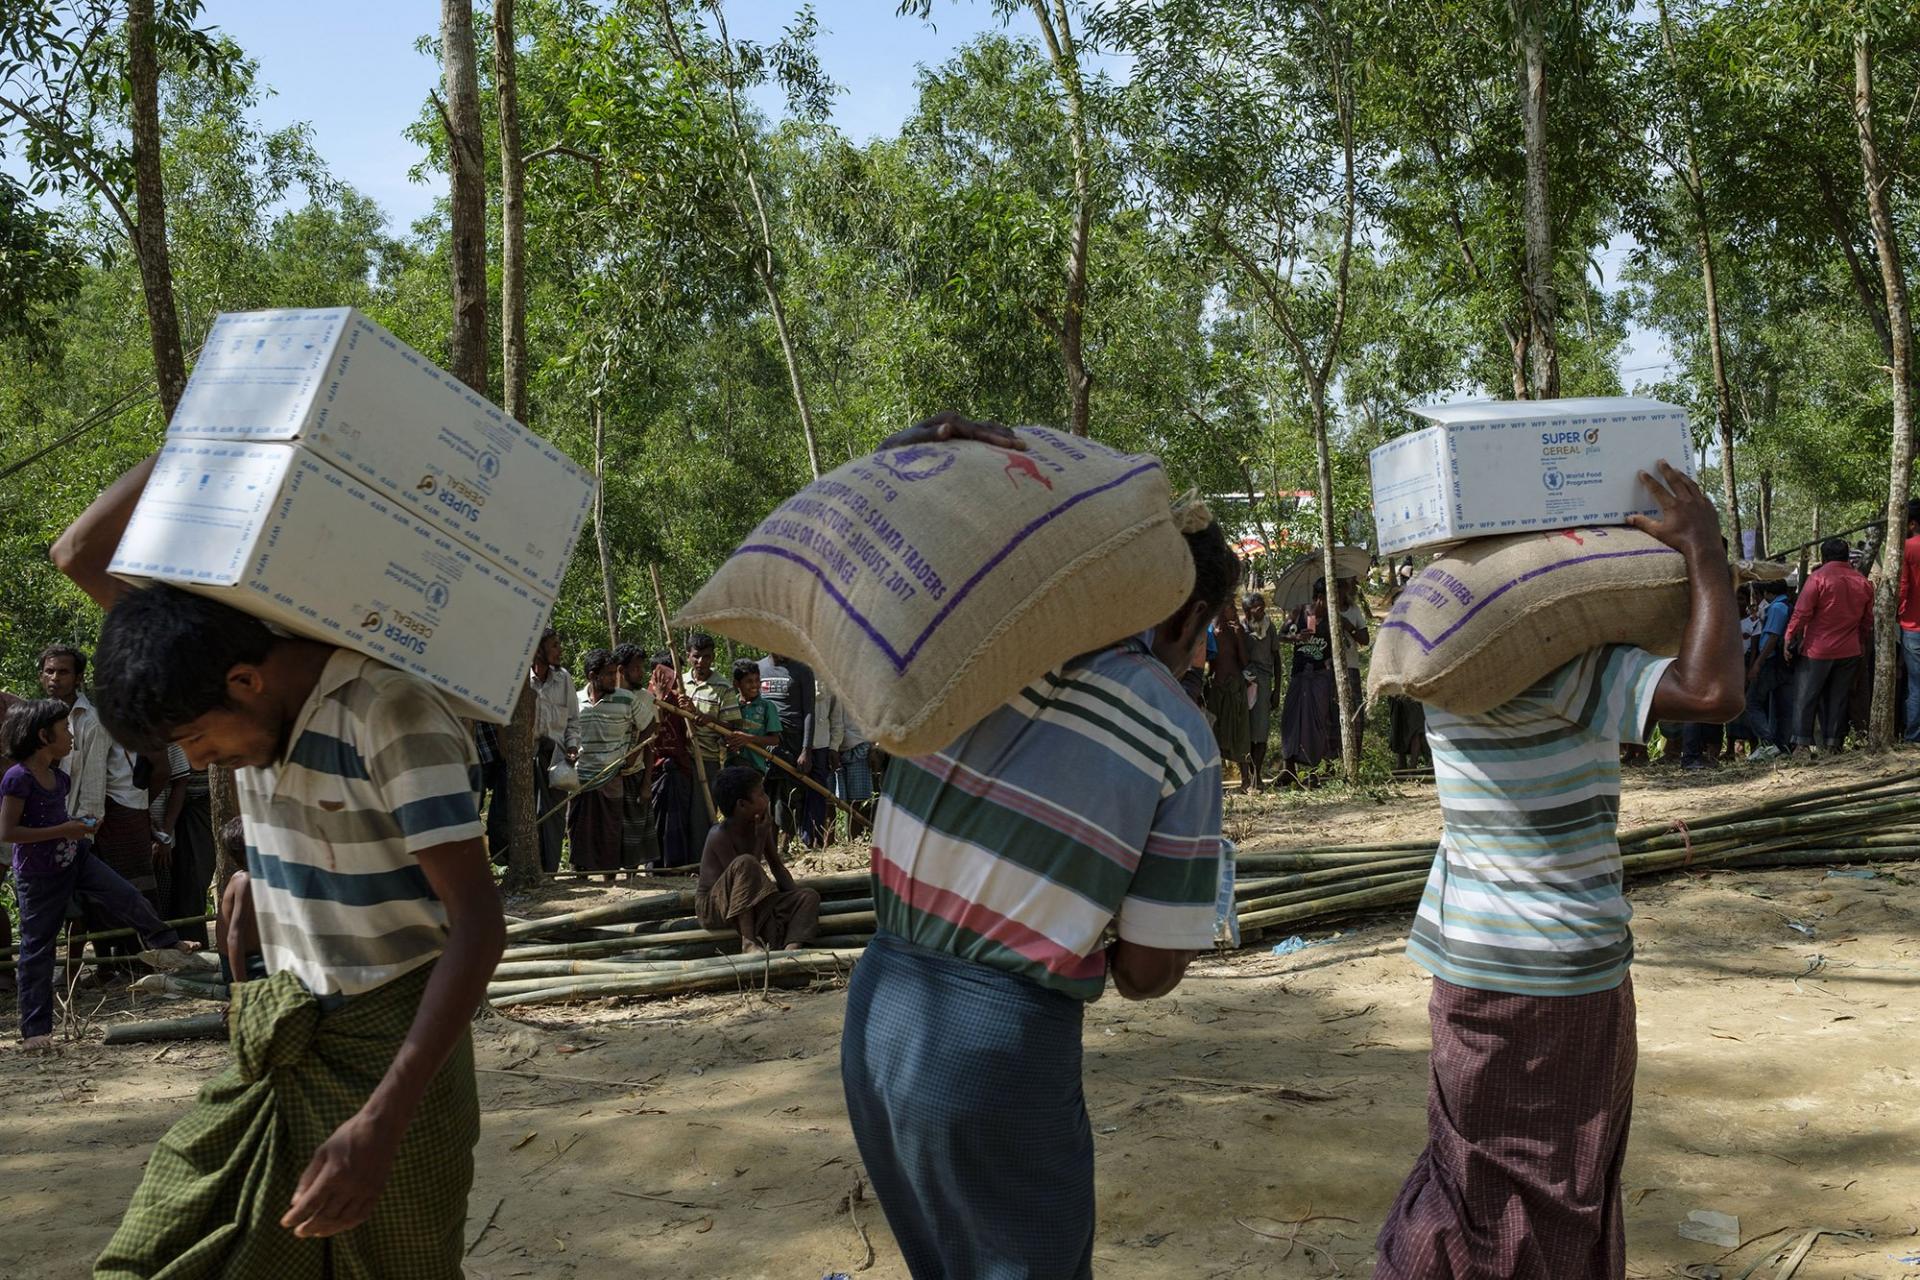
[[1368, 527, 1693, 715], [676, 427, 1196, 757]]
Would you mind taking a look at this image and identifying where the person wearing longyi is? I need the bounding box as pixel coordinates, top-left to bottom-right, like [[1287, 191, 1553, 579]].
[[52, 451, 504, 1278], [569, 648, 634, 882], [839, 412, 1236, 1280], [1375, 460, 1744, 1280], [696, 766, 820, 953]]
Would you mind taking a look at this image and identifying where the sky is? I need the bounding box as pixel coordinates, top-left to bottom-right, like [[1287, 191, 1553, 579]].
[[29, 0, 1675, 387]]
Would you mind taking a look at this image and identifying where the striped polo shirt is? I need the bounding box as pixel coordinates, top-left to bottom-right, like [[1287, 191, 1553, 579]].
[[236, 650, 484, 997], [870, 637, 1224, 1001], [1408, 644, 1671, 997], [576, 686, 636, 782]]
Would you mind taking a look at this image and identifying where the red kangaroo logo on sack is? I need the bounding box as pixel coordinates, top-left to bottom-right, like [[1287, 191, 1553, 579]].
[[997, 448, 1055, 491]]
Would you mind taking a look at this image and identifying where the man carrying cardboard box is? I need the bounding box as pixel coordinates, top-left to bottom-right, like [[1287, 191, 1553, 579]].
[[1374, 462, 1744, 1280], [54, 454, 505, 1279]]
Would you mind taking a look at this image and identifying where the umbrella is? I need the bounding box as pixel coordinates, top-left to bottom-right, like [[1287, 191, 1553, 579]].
[[1270, 547, 1372, 612]]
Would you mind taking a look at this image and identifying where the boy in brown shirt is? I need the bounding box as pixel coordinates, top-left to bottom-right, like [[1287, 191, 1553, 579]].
[[696, 766, 820, 951]]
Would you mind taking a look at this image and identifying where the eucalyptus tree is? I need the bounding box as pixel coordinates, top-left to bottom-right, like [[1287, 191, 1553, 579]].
[[1101, 0, 1381, 781], [0, 0, 238, 416], [903, 0, 1100, 434], [1724, 0, 1917, 748]]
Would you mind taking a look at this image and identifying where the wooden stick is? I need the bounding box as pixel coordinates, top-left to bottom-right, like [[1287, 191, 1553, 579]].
[[654, 698, 865, 829], [651, 564, 719, 825]]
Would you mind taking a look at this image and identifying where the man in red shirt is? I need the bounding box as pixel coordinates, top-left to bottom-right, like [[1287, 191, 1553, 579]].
[[1786, 537, 1875, 753], [1898, 500, 1920, 742]]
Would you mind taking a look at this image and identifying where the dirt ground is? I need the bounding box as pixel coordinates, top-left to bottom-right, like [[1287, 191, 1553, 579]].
[[3, 755, 1918, 1279]]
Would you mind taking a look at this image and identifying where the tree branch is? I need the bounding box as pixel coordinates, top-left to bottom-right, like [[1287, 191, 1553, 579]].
[[0, 90, 136, 239]]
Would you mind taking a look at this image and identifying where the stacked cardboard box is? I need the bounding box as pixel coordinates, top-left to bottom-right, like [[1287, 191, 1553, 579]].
[[1369, 396, 1694, 556], [111, 308, 594, 721]]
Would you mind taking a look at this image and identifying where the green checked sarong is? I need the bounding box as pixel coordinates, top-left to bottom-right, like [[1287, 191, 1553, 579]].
[[96, 962, 478, 1279]]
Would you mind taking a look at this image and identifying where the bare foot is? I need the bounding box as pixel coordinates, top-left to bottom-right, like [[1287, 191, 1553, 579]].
[[784, 942, 805, 951], [18, 1035, 54, 1053], [174, 940, 202, 952], [741, 941, 768, 955]]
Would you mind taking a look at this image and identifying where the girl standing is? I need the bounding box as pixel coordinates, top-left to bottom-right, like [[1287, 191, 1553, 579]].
[[0, 700, 195, 1050]]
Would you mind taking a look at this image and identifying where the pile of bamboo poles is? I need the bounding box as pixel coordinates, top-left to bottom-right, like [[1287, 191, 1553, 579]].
[[470, 768, 1920, 1006], [97, 769, 1920, 1018]]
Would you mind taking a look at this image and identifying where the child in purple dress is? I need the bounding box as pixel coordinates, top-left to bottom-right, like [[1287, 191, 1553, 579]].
[[0, 699, 197, 1050]]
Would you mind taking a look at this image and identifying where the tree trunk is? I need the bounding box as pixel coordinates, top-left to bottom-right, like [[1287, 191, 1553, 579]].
[[1758, 469, 1774, 559], [1515, 0, 1559, 399], [441, 0, 488, 396], [502, 681, 540, 890], [1658, 2, 1738, 548], [125, 0, 187, 420], [592, 401, 618, 644], [1856, 35, 1915, 750], [494, 0, 528, 424], [1697, 219, 1741, 549], [665, 1, 823, 479], [208, 765, 239, 896], [1031, 0, 1093, 436], [1312, 383, 1361, 783]]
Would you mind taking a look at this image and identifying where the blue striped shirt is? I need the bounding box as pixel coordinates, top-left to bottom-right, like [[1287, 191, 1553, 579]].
[[1408, 645, 1671, 997], [236, 651, 483, 996]]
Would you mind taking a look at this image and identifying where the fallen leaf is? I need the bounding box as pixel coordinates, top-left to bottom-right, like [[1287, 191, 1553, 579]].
[[1630, 1187, 1660, 1206], [695, 1217, 714, 1234], [511, 1131, 538, 1151]]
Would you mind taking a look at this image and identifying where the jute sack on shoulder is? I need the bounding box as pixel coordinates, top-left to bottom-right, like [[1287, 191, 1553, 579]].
[[675, 427, 1196, 757], [1368, 527, 1691, 715]]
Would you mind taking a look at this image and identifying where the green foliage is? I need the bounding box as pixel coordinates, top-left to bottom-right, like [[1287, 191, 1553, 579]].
[[0, 0, 1914, 701]]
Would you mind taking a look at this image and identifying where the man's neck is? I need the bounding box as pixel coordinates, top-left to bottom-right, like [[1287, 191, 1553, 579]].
[[264, 641, 336, 759]]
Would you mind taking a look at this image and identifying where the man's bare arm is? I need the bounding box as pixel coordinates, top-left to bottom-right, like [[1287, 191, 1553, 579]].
[[1629, 463, 1745, 723], [52, 453, 159, 609]]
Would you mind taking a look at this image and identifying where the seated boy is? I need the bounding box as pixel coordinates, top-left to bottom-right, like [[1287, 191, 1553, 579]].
[[696, 766, 820, 952]]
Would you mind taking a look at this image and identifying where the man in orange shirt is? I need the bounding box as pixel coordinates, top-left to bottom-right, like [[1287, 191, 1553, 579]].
[[1786, 537, 1875, 753], [1899, 500, 1920, 742]]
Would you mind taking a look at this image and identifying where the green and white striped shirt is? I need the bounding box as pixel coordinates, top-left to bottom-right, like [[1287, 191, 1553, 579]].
[[1408, 644, 1670, 998], [576, 687, 636, 782], [236, 651, 483, 997]]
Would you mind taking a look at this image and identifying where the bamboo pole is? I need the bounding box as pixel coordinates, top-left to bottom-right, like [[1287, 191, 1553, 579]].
[[0, 913, 214, 956], [502, 912, 880, 963], [488, 948, 862, 1007], [104, 1012, 228, 1045], [501, 870, 871, 941], [652, 698, 866, 831], [651, 564, 719, 826], [130, 973, 229, 1000]]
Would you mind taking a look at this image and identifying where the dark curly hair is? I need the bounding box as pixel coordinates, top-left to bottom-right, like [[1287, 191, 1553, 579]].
[[92, 584, 277, 753], [713, 764, 764, 818]]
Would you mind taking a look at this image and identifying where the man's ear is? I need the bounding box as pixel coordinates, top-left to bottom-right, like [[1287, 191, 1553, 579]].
[[225, 663, 268, 703]]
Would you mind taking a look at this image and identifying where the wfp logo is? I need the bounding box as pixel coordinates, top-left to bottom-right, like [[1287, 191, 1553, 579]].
[[1584, 427, 1601, 445], [426, 582, 450, 609], [1543, 470, 1565, 493]]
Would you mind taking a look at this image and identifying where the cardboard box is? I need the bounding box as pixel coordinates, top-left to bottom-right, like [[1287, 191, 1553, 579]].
[[110, 442, 550, 722], [1369, 397, 1695, 554], [169, 308, 592, 596]]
